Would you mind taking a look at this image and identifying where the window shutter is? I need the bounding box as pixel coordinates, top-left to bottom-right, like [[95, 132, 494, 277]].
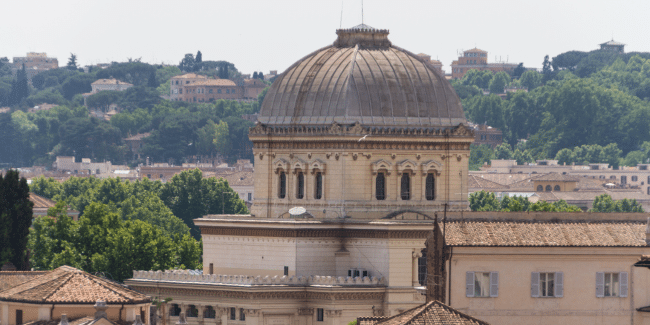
[[490, 272, 499, 297], [620, 272, 628, 298], [555, 272, 564, 298], [595, 272, 604, 298], [531, 272, 539, 297], [466, 272, 475, 297]]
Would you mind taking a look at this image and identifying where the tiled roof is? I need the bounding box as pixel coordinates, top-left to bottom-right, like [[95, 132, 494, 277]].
[[445, 220, 646, 247], [29, 193, 56, 209], [25, 316, 129, 325], [0, 266, 150, 304], [91, 79, 132, 86], [188, 79, 236, 86], [222, 171, 254, 186], [0, 271, 49, 292], [601, 40, 625, 46], [469, 173, 531, 186], [171, 73, 206, 79], [468, 175, 506, 190], [533, 173, 579, 182], [371, 300, 489, 325]]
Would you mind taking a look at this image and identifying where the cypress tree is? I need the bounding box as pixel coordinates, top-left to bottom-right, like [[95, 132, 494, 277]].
[[253, 72, 258, 79], [258, 71, 264, 81], [0, 170, 33, 270]]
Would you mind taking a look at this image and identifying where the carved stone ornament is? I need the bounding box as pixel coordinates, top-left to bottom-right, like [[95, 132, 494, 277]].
[[309, 159, 326, 174], [297, 308, 314, 315], [244, 309, 260, 317], [371, 159, 393, 175], [273, 158, 289, 174], [451, 123, 474, 137], [397, 159, 417, 175], [350, 121, 365, 134], [329, 122, 343, 134], [325, 310, 343, 317], [249, 123, 267, 135], [372, 308, 384, 317]]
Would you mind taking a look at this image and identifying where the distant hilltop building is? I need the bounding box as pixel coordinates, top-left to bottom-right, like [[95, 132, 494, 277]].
[[600, 39, 625, 53], [169, 73, 267, 103], [82, 78, 134, 109], [11, 52, 58, 82], [450, 48, 518, 79]]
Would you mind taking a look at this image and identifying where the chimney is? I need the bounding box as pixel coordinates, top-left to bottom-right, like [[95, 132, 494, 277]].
[[94, 300, 108, 319], [133, 315, 143, 325], [59, 314, 70, 325], [646, 218, 650, 245]]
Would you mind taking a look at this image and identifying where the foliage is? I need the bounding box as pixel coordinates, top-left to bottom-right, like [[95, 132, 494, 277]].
[[488, 71, 511, 94], [494, 143, 513, 160], [553, 143, 622, 168], [468, 144, 495, 171], [159, 169, 248, 238], [0, 170, 33, 269], [179, 54, 196, 72], [96, 62, 158, 87], [590, 194, 644, 212], [213, 120, 231, 157], [27, 202, 193, 281], [469, 191, 581, 212], [30, 176, 190, 237], [67, 54, 78, 70], [519, 70, 542, 90]]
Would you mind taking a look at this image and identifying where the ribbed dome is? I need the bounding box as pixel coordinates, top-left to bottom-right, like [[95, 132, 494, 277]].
[[258, 25, 466, 127]]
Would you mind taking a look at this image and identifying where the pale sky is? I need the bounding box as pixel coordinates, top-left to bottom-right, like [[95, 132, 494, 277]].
[[3, 0, 649, 75]]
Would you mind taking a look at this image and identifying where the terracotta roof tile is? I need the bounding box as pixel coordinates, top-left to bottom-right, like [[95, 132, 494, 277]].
[[0, 271, 49, 291], [445, 220, 647, 247], [0, 266, 150, 304], [533, 173, 579, 182], [91, 79, 132, 86], [171, 73, 207, 79], [188, 79, 236, 86], [469, 173, 531, 186], [221, 171, 254, 186], [370, 300, 489, 325], [468, 175, 506, 190], [29, 193, 57, 209]]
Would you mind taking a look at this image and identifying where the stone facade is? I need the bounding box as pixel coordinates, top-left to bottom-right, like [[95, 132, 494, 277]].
[[169, 74, 267, 103], [450, 48, 518, 79], [53, 156, 112, 175], [11, 52, 58, 82]]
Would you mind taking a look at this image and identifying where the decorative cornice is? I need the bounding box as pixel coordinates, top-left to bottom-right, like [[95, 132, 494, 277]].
[[129, 286, 385, 301], [254, 141, 471, 151], [199, 227, 430, 239], [249, 121, 475, 139]]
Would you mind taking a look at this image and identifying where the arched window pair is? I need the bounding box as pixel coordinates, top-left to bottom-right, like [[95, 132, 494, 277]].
[[538, 185, 561, 192], [375, 172, 435, 201], [278, 171, 323, 200]]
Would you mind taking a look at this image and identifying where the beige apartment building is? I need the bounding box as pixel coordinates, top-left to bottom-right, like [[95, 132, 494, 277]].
[[450, 48, 518, 79], [11, 52, 58, 82], [169, 73, 267, 102]]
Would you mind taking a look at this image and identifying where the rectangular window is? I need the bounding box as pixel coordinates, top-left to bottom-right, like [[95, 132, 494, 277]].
[[209, 263, 214, 275], [240, 308, 245, 321], [596, 272, 628, 297], [248, 193, 252, 201], [531, 272, 563, 297], [632, 176, 638, 182], [284, 266, 289, 276], [230, 308, 236, 320], [316, 308, 324, 322], [209, 89, 213, 94], [466, 271, 498, 297], [232, 89, 236, 94], [621, 176, 627, 184], [218, 89, 222, 93]]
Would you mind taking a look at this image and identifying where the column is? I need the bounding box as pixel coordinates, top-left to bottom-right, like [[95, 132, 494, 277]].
[[412, 250, 422, 286], [2, 303, 9, 325], [197, 305, 205, 325], [325, 310, 342, 325], [219, 308, 228, 325]]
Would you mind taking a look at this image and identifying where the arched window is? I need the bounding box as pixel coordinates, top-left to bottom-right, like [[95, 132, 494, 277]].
[[314, 172, 323, 199], [425, 173, 435, 201], [554, 185, 561, 191], [401, 173, 411, 200], [296, 172, 304, 199], [537, 185, 543, 191], [278, 172, 286, 199], [376, 172, 386, 200], [545, 185, 552, 192], [169, 304, 181, 317], [187, 305, 198, 318], [204, 306, 216, 319], [418, 248, 427, 286]]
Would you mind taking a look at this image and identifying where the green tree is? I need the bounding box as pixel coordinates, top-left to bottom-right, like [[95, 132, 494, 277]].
[[494, 143, 513, 160], [461, 69, 494, 89], [86, 91, 123, 112], [512, 149, 533, 165], [512, 63, 526, 78], [622, 150, 645, 167], [469, 191, 500, 211], [67, 53, 78, 70], [590, 194, 643, 212], [160, 169, 248, 238], [213, 120, 231, 157], [488, 71, 511, 94], [0, 170, 33, 269], [542, 55, 553, 82], [519, 70, 542, 91], [179, 54, 195, 72], [468, 144, 495, 170]]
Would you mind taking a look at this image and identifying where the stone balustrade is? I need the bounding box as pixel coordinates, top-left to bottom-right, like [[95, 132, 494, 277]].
[[131, 270, 385, 286]]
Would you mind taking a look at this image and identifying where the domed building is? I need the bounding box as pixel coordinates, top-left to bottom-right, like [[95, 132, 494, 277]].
[[250, 24, 474, 219]]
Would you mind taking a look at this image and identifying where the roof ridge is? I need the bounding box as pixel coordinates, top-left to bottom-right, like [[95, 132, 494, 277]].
[[85, 273, 133, 301], [42, 271, 74, 302]]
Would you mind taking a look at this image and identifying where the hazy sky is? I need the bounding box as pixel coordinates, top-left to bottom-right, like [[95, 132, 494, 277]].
[[3, 0, 649, 75]]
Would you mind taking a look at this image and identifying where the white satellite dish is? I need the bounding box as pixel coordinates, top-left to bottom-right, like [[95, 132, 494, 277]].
[[288, 207, 307, 216]]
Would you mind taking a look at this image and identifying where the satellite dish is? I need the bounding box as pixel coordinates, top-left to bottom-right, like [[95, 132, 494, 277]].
[[288, 207, 307, 216]]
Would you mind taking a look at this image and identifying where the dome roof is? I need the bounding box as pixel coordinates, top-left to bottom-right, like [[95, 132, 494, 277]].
[[258, 25, 466, 127]]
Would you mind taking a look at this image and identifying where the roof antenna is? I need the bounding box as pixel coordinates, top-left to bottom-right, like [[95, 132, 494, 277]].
[[361, 0, 364, 25], [340, 0, 344, 28]]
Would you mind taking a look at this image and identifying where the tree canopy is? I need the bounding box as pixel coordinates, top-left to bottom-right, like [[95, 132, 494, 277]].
[[0, 170, 33, 270]]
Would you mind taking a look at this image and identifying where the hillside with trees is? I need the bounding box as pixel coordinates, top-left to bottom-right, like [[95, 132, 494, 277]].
[[0, 52, 268, 168], [461, 49, 650, 170]]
